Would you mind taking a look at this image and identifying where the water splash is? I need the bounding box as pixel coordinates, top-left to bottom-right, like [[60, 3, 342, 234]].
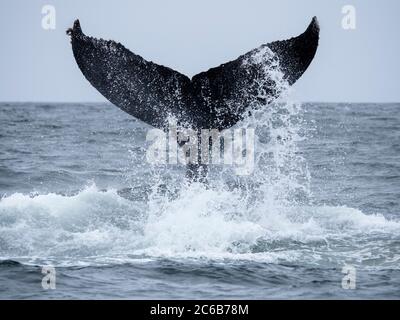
[[1, 53, 399, 269]]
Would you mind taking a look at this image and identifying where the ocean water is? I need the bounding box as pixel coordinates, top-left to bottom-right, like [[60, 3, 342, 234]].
[[0, 101, 399, 299]]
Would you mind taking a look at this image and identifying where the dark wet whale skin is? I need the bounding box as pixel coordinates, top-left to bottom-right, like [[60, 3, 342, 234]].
[[67, 18, 319, 131]]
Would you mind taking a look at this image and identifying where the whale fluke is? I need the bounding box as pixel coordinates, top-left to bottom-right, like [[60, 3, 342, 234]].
[[67, 18, 319, 130]]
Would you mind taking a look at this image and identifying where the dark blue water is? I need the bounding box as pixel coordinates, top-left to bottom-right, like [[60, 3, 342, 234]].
[[0, 102, 399, 299]]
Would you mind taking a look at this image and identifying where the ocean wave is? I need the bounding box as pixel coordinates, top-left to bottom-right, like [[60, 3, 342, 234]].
[[1, 184, 398, 267]]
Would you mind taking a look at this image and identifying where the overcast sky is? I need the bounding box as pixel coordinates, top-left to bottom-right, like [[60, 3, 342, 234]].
[[0, 0, 399, 102]]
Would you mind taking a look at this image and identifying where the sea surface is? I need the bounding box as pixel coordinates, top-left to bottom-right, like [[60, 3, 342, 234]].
[[0, 102, 399, 299]]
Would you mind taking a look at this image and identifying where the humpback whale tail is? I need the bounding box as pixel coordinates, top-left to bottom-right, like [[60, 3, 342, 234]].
[[67, 17, 319, 179]]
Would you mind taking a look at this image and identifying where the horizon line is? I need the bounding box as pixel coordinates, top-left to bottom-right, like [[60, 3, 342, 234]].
[[1, 100, 400, 105]]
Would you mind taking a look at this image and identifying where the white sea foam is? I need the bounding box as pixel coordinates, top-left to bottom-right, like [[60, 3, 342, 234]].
[[0, 183, 399, 267]]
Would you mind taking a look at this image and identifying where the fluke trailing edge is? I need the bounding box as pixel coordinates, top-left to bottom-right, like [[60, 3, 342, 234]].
[[66, 18, 319, 131]]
